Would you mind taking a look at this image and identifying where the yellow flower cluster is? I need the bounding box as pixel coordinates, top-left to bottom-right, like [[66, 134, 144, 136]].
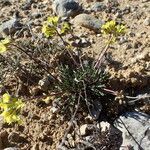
[[0, 93, 24, 124], [42, 16, 71, 38], [101, 20, 126, 36]]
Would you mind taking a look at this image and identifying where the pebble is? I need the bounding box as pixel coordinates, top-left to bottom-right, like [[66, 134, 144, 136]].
[[31, 12, 42, 19], [144, 17, 150, 26], [79, 124, 99, 136], [118, 37, 128, 45], [38, 75, 54, 91], [73, 13, 104, 32], [123, 6, 131, 14], [133, 41, 142, 49], [123, 43, 132, 50], [99, 121, 111, 132], [80, 124, 88, 136], [50, 107, 58, 113], [52, 0, 81, 18], [91, 2, 106, 12]]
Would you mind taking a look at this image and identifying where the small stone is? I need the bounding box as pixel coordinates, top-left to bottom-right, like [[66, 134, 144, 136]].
[[31, 12, 42, 19], [22, 0, 34, 10], [124, 43, 132, 50], [144, 17, 150, 26], [79, 124, 89, 136], [38, 75, 54, 91], [118, 37, 128, 44], [115, 11, 123, 18], [133, 41, 142, 49], [128, 32, 135, 37], [123, 6, 131, 14], [79, 124, 99, 136], [91, 2, 106, 12], [99, 121, 111, 132], [50, 107, 58, 113], [73, 14, 104, 32], [52, 0, 81, 18]]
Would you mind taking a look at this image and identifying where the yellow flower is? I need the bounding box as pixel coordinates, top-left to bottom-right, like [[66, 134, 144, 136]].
[[101, 20, 126, 36], [47, 16, 59, 26], [2, 93, 11, 103], [0, 93, 24, 124], [61, 22, 71, 34], [0, 38, 10, 53], [42, 24, 57, 37]]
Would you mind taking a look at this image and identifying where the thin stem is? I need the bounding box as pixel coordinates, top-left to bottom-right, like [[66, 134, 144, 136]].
[[11, 43, 60, 83], [58, 92, 81, 149], [55, 29, 79, 66], [119, 118, 144, 150], [94, 36, 113, 71]]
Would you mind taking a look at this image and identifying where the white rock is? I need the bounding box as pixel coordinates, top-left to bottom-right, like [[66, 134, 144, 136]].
[[144, 17, 150, 26], [80, 124, 88, 136], [114, 111, 150, 150], [50, 107, 58, 113], [99, 121, 111, 132]]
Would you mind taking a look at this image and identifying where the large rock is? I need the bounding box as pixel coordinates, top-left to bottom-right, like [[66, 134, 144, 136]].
[[52, 0, 81, 18], [73, 14, 104, 32], [114, 111, 150, 150]]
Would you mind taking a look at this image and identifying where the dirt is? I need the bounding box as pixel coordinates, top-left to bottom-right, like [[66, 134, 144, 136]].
[[0, 0, 149, 150]]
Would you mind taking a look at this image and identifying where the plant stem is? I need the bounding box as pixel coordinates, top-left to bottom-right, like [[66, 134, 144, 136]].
[[55, 29, 79, 66], [11, 44, 60, 83], [58, 92, 81, 149], [94, 36, 113, 71]]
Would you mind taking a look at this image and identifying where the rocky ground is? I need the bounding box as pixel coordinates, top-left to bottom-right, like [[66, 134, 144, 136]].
[[0, 0, 150, 150]]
